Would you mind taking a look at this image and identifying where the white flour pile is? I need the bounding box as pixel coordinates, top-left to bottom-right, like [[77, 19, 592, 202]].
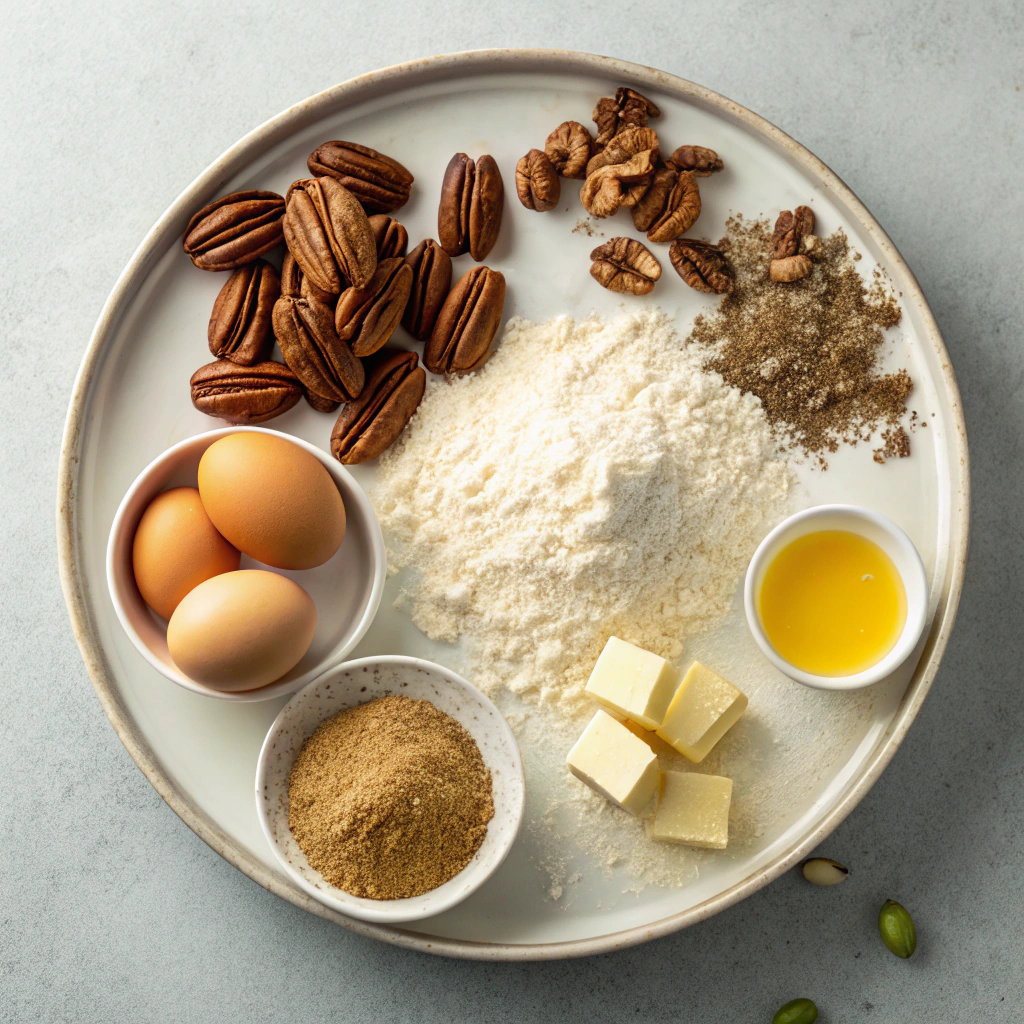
[[373, 310, 791, 717]]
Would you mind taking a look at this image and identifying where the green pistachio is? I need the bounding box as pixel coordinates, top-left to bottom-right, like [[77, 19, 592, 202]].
[[801, 857, 849, 886], [878, 899, 917, 958], [772, 997, 818, 1024]]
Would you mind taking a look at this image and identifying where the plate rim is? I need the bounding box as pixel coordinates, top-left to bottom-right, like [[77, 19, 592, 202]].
[[56, 47, 971, 961]]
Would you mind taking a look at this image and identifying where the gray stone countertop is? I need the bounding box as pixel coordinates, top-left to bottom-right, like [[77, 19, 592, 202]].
[[2, 1, 1021, 1020]]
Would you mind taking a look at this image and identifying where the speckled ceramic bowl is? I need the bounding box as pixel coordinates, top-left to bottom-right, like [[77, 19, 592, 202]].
[[255, 655, 525, 924]]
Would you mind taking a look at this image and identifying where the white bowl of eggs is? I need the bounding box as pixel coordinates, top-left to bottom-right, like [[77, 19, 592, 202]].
[[106, 427, 386, 701]]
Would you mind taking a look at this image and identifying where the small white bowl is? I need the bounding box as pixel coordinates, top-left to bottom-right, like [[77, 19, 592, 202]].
[[744, 504, 928, 691], [106, 427, 386, 702], [255, 656, 525, 924]]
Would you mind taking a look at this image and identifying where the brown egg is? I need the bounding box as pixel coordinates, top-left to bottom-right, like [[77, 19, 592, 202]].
[[132, 486, 240, 620], [197, 433, 346, 570], [166, 570, 317, 691]]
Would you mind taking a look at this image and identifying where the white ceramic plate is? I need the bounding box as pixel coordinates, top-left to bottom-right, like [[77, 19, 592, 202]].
[[57, 50, 968, 960]]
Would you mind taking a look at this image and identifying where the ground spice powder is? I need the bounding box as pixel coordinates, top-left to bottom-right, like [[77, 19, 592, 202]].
[[688, 215, 910, 463], [288, 695, 494, 900]]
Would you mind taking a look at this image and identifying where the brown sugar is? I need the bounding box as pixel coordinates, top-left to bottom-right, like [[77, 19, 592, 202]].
[[687, 215, 910, 465], [288, 695, 494, 900]]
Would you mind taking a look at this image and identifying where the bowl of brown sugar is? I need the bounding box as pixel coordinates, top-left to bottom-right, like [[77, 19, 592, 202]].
[[255, 655, 525, 924]]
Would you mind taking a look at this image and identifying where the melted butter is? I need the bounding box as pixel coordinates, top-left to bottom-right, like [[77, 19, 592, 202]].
[[758, 530, 906, 676]]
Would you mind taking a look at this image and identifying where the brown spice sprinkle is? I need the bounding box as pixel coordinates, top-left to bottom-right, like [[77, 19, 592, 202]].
[[874, 425, 911, 464], [688, 215, 911, 463], [288, 695, 494, 900]]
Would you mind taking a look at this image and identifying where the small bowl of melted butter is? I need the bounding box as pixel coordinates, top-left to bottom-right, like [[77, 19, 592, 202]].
[[744, 505, 928, 690]]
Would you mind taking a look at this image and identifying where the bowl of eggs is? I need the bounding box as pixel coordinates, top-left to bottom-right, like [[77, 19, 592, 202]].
[[106, 427, 386, 701]]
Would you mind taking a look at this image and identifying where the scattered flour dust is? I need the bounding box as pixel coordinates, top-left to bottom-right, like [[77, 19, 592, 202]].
[[371, 311, 879, 897], [373, 310, 790, 717]]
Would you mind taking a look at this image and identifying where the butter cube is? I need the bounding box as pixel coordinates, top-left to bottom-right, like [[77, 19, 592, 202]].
[[566, 710, 660, 815], [648, 771, 733, 849], [585, 636, 678, 730], [656, 661, 747, 762]]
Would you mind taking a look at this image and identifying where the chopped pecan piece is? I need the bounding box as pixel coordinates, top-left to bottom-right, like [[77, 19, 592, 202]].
[[666, 145, 724, 176], [631, 166, 677, 233], [770, 205, 816, 282], [544, 121, 593, 178], [646, 170, 702, 244], [585, 127, 660, 177], [799, 233, 823, 257], [592, 87, 661, 148], [579, 150, 655, 218], [617, 87, 661, 127], [771, 206, 816, 259], [515, 149, 560, 211], [669, 239, 734, 294], [770, 255, 813, 282], [589, 237, 662, 295]]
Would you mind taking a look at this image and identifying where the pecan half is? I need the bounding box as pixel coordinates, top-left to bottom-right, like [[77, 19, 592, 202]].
[[331, 349, 426, 464], [515, 149, 560, 211], [771, 206, 816, 259], [183, 190, 284, 271], [579, 150, 655, 218], [280, 251, 336, 306], [585, 127, 660, 177], [189, 359, 302, 424], [368, 214, 408, 259], [438, 153, 504, 261], [282, 177, 377, 295], [592, 87, 661, 148], [425, 267, 506, 374], [631, 166, 677, 233], [669, 239, 734, 294], [334, 257, 413, 357], [666, 145, 724, 176], [207, 259, 280, 365], [402, 238, 453, 342], [770, 255, 813, 282], [272, 294, 364, 403], [646, 171, 702, 243], [544, 121, 593, 178], [770, 205, 815, 281], [438, 153, 472, 257], [590, 237, 661, 295], [307, 141, 414, 213]]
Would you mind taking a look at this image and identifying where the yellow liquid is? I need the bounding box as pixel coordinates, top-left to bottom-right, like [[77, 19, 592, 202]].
[[758, 530, 906, 676]]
